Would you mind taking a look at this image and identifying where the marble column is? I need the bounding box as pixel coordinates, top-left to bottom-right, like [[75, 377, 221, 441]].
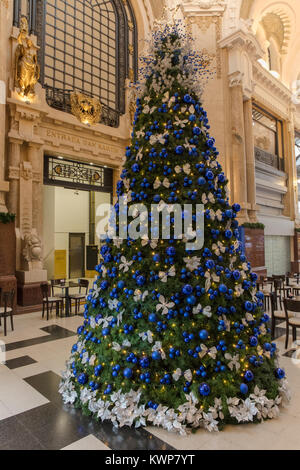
[[243, 99, 258, 222], [229, 81, 249, 223], [7, 139, 22, 226]]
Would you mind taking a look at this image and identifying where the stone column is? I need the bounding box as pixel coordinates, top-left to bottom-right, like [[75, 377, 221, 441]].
[[7, 138, 23, 226], [0, 2, 9, 212], [243, 98, 258, 222], [28, 142, 43, 237], [229, 76, 249, 223]]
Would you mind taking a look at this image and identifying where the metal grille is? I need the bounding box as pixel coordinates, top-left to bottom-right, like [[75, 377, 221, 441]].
[[32, 0, 138, 125]]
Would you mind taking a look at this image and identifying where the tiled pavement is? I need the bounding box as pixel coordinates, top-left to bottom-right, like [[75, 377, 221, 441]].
[[0, 312, 299, 450]]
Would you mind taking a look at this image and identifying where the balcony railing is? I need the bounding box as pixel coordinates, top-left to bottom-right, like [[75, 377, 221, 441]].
[[44, 85, 120, 128], [254, 147, 284, 172]]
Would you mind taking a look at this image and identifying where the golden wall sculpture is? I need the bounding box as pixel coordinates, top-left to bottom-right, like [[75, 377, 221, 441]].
[[15, 17, 40, 98], [70, 91, 102, 125]]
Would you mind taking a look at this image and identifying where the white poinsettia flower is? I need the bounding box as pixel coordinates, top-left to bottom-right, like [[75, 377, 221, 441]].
[[156, 295, 175, 315], [119, 256, 134, 273]]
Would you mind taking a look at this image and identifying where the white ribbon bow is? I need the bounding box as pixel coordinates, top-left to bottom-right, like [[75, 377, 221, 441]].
[[225, 353, 240, 371], [199, 345, 218, 360], [156, 295, 175, 315], [153, 177, 170, 189], [139, 330, 154, 344], [119, 256, 134, 273], [159, 266, 176, 283], [134, 290, 149, 302], [172, 368, 182, 382]]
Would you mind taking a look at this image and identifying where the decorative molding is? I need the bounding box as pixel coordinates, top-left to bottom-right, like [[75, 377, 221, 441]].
[[20, 162, 33, 181], [8, 166, 20, 181], [229, 71, 244, 88]]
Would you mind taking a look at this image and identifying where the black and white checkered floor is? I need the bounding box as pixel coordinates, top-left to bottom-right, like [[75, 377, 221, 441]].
[[0, 313, 299, 450]]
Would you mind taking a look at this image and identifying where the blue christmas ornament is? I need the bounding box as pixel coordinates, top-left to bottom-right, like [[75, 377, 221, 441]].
[[187, 295, 196, 306], [244, 301, 253, 312], [182, 284, 193, 295], [136, 275, 146, 286], [249, 336, 258, 347], [184, 94, 192, 103], [275, 368, 285, 379], [78, 373, 88, 385], [123, 368, 133, 379], [198, 177, 206, 186], [152, 351, 161, 361], [193, 127, 201, 136], [240, 383, 248, 395], [175, 146, 184, 155], [199, 329, 209, 340], [244, 370, 254, 382], [199, 383, 211, 396]]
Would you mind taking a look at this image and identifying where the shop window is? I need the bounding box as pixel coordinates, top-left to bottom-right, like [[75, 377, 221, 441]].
[[253, 104, 284, 171]]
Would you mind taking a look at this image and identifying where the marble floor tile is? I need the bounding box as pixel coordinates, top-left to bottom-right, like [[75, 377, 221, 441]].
[[62, 435, 110, 450]]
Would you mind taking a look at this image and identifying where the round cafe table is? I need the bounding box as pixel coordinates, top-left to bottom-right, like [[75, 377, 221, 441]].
[[52, 281, 80, 317]]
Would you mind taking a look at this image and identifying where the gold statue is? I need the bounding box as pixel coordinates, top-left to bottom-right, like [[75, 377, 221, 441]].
[[15, 17, 40, 98], [70, 91, 102, 125]]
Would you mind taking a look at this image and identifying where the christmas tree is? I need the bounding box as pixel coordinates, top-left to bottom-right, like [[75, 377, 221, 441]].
[[59, 21, 289, 434]]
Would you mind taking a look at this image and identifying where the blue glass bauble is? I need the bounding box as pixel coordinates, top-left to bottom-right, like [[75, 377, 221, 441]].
[[153, 194, 161, 203], [219, 284, 227, 293], [102, 328, 110, 336], [232, 203, 241, 212], [184, 94, 191, 103], [132, 163, 140, 173], [118, 281, 125, 289], [225, 230, 233, 239], [199, 383, 211, 396], [264, 342, 272, 351], [249, 336, 258, 347], [244, 370, 254, 382], [198, 177, 206, 186], [77, 326, 84, 335], [232, 270, 241, 280], [193, 127, 201, 136], [123, 368, 133, 379], [136, 275, 146, 286], [187, 295, 196, 306], [207, 138, 215, 148], [175, 146, 184, 155], [148, 313, 157, 323], [189, 115, 196, 122], [166, 247, 176, 257], [100, 281, 109, 290], [244, 301, 253, 311], [275, 368, 285, 379], [182, 284, 193, 295], [240, 383, 248, 395], [205, 171, 214, 180], [152, 351, 161, 361], [78, 373, 88, 385], [153, 254, 160, 262], [199, 329, 209, 341]]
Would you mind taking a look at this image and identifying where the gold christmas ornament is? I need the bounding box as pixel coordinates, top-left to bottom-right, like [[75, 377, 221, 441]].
[[70, 91, 102, 125], [15, 16, 40, 98]]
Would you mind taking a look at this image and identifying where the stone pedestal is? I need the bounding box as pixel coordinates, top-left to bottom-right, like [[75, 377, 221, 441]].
[[0, 221, 17, 309]]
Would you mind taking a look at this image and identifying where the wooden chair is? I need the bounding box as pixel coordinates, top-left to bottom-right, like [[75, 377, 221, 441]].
[[270, 291, 293, 340], [283, 299, 300, 349], [69, 279, 89, 315], [0, 289, 15, 337], [41, 283, 63, 321]]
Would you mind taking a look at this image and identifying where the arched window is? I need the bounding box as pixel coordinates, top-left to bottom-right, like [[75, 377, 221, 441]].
[[23, 0, 138, 127]]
